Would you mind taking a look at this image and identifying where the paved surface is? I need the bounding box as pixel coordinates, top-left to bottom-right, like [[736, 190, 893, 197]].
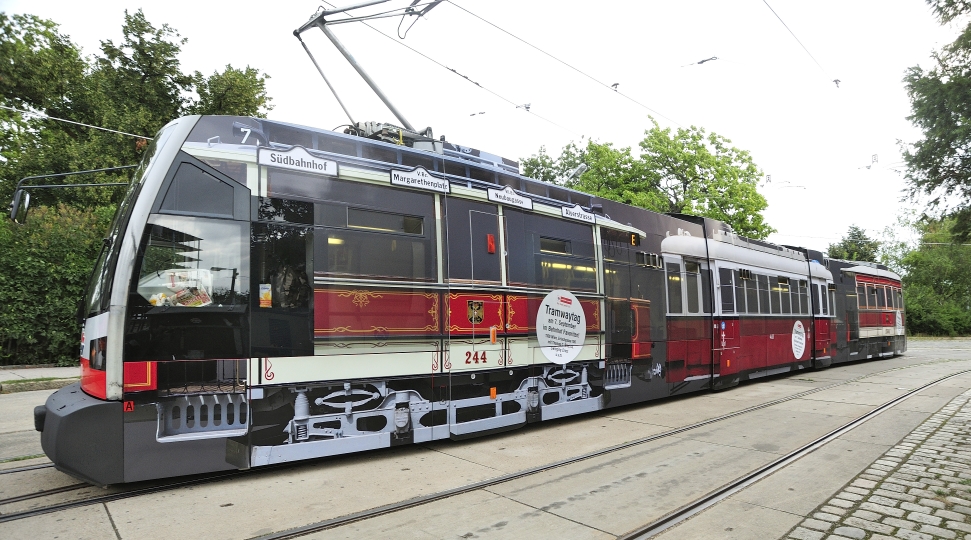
[[0, 366, 79, 382], [781, 389, 971, 540], [1, 339, 971, 539]]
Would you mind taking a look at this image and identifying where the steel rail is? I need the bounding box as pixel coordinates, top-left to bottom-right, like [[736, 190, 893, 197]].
[[0, 483, 87, 506], [252, 359, 961, 540], [618, 368, 971, 539], [0, 463, 54, 475], [0, 357, 956, 528]]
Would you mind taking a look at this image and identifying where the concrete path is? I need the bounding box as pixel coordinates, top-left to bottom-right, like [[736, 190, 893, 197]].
[[0, 366, 79, 382], [779, 389, 971, 540], [1, 340, 970, 539]]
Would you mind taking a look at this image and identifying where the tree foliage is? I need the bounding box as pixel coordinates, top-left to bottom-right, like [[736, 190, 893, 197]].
[[0, 10, 273, 209], [0, 205, 113, 365], [900, 218, 971, 335], [827, 225, 881, 262], [0, 11, 273, 364], [521, 119, 774, 239], [903, 0, 971, 240]]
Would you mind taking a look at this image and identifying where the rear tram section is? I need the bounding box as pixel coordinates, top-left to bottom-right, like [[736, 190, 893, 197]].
[[36, 115, 906, 485]]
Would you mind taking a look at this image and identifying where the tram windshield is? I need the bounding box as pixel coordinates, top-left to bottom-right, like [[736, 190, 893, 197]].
[[85, 123, 177, 317]]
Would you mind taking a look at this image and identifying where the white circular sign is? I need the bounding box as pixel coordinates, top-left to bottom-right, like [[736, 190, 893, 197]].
[[537, 289, 586, 364], [792, 320, 806, 359]]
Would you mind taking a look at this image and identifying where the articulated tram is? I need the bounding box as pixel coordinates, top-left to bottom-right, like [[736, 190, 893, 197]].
[[34, 115, 906, 485]]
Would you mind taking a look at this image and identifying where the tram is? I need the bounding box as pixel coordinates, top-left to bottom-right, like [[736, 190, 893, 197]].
[[31, 114, 906, 485]]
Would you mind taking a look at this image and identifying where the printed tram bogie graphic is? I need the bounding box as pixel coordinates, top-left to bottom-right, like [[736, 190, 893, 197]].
[[34, 113, 906, 486]]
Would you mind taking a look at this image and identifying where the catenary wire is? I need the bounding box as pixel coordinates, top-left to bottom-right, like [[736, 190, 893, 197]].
[[0, 105, 153, 140], [319, 1, 581, 135], [760, 0, 827, 74], [445, 0, 682, 127]]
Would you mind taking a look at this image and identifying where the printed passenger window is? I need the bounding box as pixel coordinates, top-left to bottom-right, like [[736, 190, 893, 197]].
[[540, 237, 571, 254], [347, 208, 423, 235]]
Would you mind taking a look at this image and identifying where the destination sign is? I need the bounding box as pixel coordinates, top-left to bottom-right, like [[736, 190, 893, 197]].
[[487, 185, 533, 210], [390, 166, 450, 193], [258, 146, 337, 176], [561, 204, 596, 224]]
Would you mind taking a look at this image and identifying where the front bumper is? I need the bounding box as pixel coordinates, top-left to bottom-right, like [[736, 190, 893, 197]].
[[39, 382, 124, 486]]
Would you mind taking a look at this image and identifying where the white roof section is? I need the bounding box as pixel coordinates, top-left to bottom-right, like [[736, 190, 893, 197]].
[[660, 233, 834, 280], [842, 265, 902, 282]]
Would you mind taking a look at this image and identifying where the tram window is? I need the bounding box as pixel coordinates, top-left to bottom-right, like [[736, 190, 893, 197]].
[[268, 125, 312, 148], [362, 144, 398, 164], [719, 268, 734, 313], [469, 167, 496, 184], [757, 274, 770, 314], [319, 135, 357, 157], [857, 285, 866, 309], [444, 160, 467, 178], [498, 174, 521, 190], [126, 216, 249, 361], [867, 285, 877, 307], [571, 194, 591, 207], [401, 152, 436, 171], [745, 276, 759, 314], [812, 284, 821, 314], [667, 263, 684, 314], [505, 209, 596, 290], [769, 277, 782, 313], [876, 286, 887, 308], [829, 289, 836, 316], [821, 284, 829, 315], [603, 263, 631, 298], [200, 158, 247, 186], [160, 162, 235, 218], [258, 198, 314, 225], [301, 177, 437, 281], [685, 261, 701, 314], [895, 289, 902, 309], [779, 278, 791, 314], [523, 181, 547, 196], [702, 267, 712, 313], [600, 229, 631, 263], [798, 280, 809, 315], [734, 270, 747, 313], [347, 208, 423, 235], [548, 187, 570, 202], [540, 237, 571, 255]]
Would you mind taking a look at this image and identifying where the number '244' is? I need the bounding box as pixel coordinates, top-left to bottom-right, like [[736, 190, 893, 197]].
[[465, 350, 487, 364]]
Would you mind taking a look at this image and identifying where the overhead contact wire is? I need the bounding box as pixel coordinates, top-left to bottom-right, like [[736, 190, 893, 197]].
[[0, 105, 153, 140], [445, 0, 682, 127], [760, 0, 827, 74], [320, 1, 580, 135]]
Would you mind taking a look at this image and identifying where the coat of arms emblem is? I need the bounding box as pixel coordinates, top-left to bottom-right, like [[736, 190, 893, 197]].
[[467, 300, 484, 324]]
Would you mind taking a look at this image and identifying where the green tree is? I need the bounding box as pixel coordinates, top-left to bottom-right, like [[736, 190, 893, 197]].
[[900, 218, 971, 335], [827, 225, 881, 262], [191, 65, 273, 117], [903, 0, 971, 240], [0, 11, 274, 364], [521, 119, 774, 239]]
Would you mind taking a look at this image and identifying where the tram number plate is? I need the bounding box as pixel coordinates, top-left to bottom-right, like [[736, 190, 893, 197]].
[[464, 350, 488, 364]]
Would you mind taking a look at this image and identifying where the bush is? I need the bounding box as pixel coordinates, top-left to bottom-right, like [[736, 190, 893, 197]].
[[0, 205, 113, 365]]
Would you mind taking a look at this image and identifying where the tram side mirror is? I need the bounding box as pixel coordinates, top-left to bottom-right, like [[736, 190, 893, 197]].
[[9, 190, 30, 224]]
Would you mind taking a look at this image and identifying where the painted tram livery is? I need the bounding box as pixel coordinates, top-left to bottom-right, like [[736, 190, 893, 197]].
[[35, 115, 906, 485]]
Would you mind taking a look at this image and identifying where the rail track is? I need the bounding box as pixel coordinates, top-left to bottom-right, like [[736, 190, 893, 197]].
[[0, 357, 965, 533]]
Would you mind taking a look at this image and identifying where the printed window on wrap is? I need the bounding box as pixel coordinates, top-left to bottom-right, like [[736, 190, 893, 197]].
[[258, 170, 438, 282], [505, 209, 596, 291]]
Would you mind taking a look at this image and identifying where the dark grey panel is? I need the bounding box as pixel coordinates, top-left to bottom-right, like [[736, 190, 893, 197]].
[[40, 383, 123, 486]]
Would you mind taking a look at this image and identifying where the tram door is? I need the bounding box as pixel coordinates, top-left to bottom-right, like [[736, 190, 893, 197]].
[[443, 198, 516, 438]]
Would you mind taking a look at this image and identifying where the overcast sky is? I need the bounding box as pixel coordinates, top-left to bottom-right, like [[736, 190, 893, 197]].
[[4, 0, 960, 251]]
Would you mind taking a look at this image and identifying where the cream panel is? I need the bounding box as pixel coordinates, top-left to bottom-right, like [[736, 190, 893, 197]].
[[446, 337, 505, 372], [251, 340, 441, 385]]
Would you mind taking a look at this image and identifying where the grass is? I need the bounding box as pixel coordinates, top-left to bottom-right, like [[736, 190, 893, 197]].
[[0, 376, 78, 384], [0, 453, 45, 464]]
